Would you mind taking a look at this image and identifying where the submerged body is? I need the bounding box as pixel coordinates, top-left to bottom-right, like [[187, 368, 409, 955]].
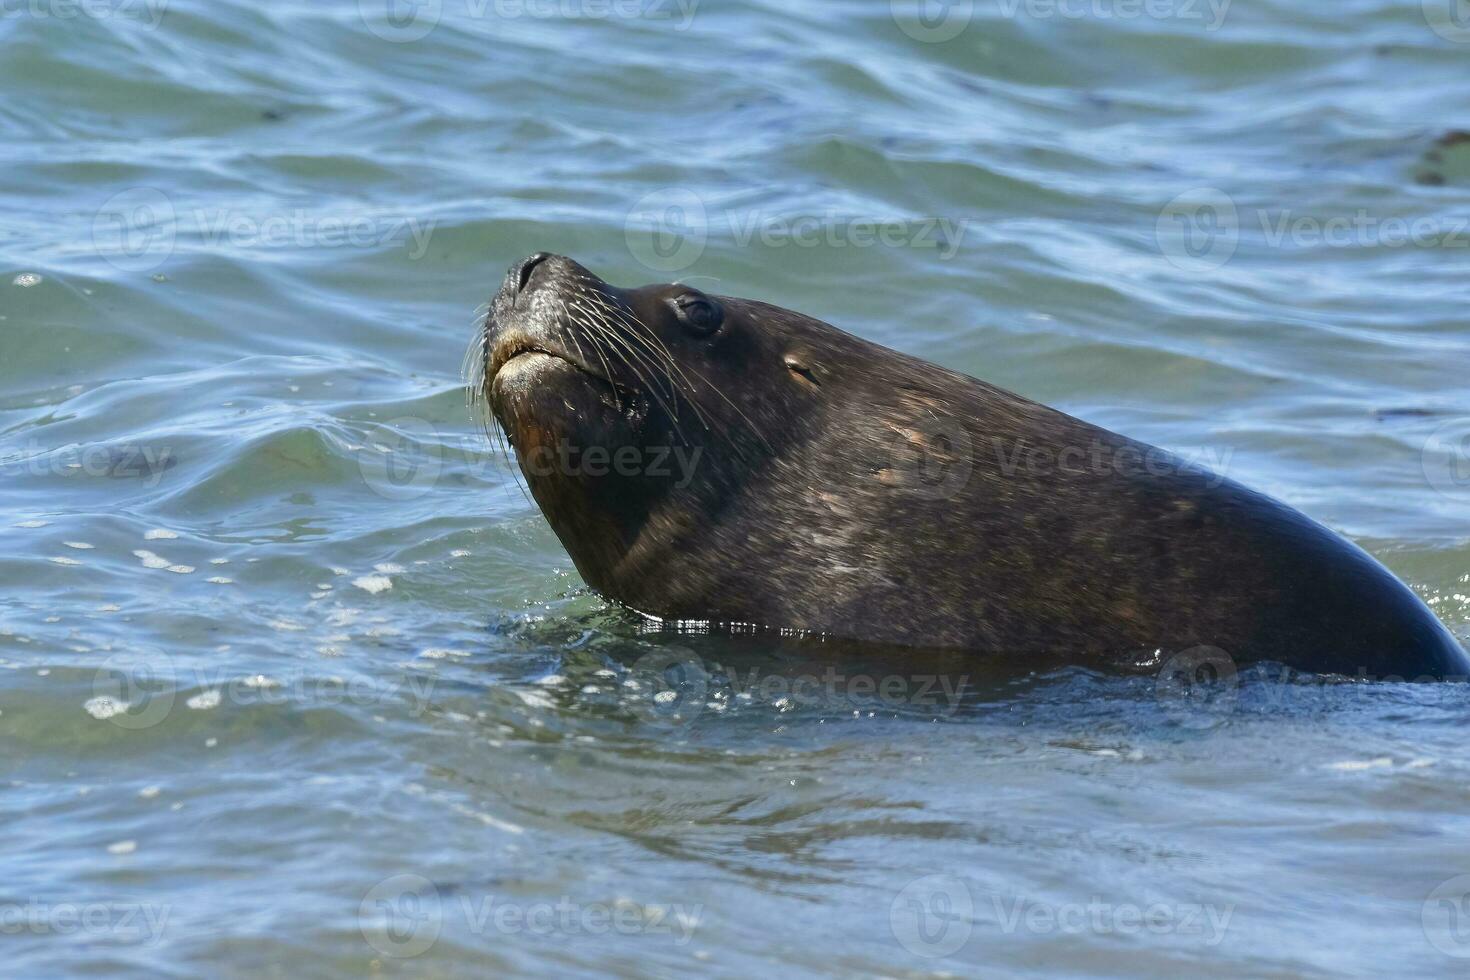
[[475, 253, 1468, 680]]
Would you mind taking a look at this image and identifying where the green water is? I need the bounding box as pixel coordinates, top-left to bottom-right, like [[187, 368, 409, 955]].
[[3, 0, 1470, 976]]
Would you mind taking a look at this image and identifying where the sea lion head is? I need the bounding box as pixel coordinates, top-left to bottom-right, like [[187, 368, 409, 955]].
[[472, 253, 847, 604]]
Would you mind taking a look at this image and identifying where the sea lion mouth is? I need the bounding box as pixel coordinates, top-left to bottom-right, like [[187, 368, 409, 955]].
[[487, 331, 597, 388], [492, 344, 567, 380], [485, 331, 643, 416]]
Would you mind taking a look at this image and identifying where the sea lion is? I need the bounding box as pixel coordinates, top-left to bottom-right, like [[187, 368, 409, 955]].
[[470, 252, 1468, 681]]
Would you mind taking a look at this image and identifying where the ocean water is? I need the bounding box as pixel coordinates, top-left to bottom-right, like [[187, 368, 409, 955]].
[[3, 0, 1470, 975]]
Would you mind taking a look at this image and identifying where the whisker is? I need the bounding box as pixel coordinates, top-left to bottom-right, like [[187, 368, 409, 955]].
[[580, 288, 768, 453], [577, 292, 712, 430], [568, 300, 689, 444], [567, 298, 680, 405], [570, 279, 770, 454], [463, 304, 535, 507], [558, 299, 622, 414]]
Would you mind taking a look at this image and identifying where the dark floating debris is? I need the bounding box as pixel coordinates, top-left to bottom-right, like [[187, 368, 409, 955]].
[[1415, 130, 1470, 186]]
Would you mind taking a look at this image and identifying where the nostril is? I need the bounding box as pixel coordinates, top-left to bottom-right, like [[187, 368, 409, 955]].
[[516, 252, 552, 295]]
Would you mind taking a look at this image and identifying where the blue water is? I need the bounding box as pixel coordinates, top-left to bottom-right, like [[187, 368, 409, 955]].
[[2, 0, 1470, 976]]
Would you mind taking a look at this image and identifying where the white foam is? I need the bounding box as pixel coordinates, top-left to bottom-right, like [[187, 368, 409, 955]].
[[186, 690, 221, 710], [133, 550, 170, 569], [419, 648, 469, 660], [84, 697, 128, 720], [353, 574, 393, 594], [1325, 757, 1394, 772]]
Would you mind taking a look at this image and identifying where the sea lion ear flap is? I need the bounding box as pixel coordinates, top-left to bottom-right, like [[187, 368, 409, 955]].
[[783, 351, 822, 387]]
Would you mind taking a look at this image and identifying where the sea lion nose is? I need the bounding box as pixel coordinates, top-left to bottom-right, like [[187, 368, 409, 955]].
[[513, 252, 553, 297]]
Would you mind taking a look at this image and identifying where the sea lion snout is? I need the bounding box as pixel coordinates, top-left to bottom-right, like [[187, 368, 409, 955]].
[[496, 252, 600, 311], [483, 253, 618, 390], [510, 251, 553, 298]]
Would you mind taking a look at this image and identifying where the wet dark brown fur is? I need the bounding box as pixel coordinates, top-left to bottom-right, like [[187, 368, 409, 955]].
[[473, 253, 1468, 680]]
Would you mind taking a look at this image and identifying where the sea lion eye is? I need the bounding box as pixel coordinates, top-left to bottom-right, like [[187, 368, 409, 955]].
[[671, 293, 723, 337]]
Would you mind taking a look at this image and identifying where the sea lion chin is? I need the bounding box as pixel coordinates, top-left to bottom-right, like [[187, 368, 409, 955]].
[[471, 252, 1470, 681]]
